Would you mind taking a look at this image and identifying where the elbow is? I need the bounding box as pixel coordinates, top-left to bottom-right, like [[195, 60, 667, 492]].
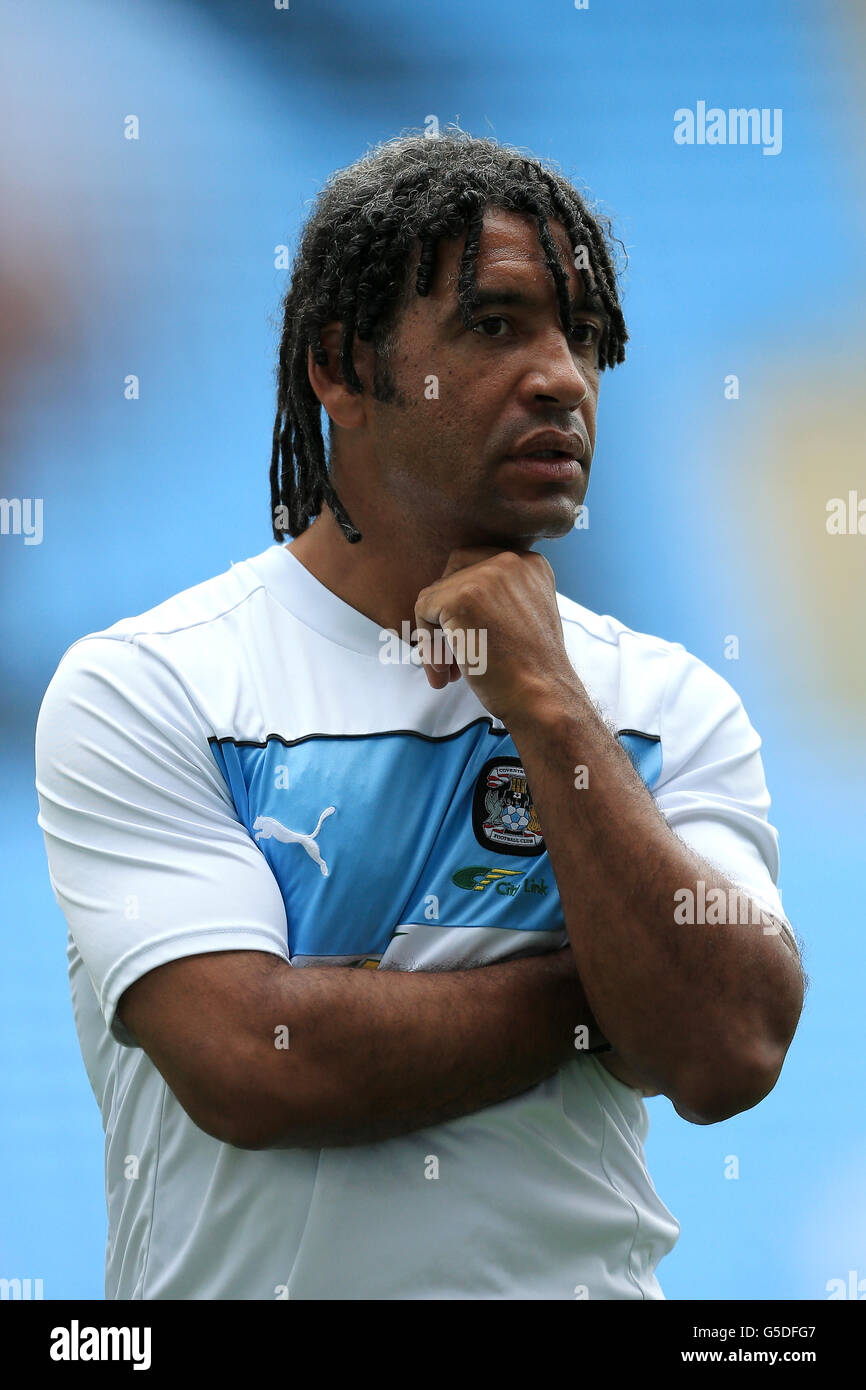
[[672, 1042, 788, 1127], [180, 1094, 277, 1150], [181, 1074, 310, 1151], [215, 1110, 281, 1151], [184, 1029, 334, 1149], [217, 1086, 310, 1150], [187, 1044, 345, 1150], [218, 1071, 341, 1150]]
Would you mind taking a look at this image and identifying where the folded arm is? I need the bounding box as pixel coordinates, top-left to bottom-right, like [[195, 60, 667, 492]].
[[119, 946, 608, 1148]]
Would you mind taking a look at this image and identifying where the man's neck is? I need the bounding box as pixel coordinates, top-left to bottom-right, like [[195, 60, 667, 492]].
[[286, 509, 456, 639]]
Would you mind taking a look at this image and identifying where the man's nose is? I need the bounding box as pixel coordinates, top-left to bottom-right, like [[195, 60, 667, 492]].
[[525, 332, 590, 409]]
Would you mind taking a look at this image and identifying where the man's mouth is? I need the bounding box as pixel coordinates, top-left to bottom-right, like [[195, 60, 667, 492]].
[[502, 449, 580, 478]]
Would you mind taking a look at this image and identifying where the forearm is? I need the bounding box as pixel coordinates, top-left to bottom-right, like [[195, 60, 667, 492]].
[[236, 950, 601, 1149], [506, 685, 804, 1117]]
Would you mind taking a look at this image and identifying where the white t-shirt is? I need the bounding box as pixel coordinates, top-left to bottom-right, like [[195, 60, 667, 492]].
[[35, 543, 791, 1300]]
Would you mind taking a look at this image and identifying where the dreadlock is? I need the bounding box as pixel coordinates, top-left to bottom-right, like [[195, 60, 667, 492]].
[[270, 130, 629, 544]]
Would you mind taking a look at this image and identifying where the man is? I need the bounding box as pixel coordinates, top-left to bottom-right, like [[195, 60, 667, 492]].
[[35, 132, 805, 1300]]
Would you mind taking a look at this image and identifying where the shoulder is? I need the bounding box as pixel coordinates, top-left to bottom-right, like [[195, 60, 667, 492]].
[[554, 589, 755, 762], [37, 553, 270, 726], [555, 588, 713, 708], [555, 590, 681, 664], [85, 553, 266, 649]]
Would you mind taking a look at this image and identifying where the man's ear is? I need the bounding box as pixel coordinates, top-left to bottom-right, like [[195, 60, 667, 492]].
[[307, 321, 375, 430]]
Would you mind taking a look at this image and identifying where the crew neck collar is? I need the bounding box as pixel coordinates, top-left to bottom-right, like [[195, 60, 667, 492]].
[[243, 543, 415, 660]]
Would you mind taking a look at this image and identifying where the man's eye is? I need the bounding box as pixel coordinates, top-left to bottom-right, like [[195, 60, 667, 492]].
[[472, 315, 511, 338], [571, 320, 602, 346], [471, 315, 602, 349]]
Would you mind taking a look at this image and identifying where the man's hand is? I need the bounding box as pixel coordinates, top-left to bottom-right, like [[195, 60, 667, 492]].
[[415, 545, 804, 1123], [415, 549, 662, 1101], [413, 546, 577, 722]]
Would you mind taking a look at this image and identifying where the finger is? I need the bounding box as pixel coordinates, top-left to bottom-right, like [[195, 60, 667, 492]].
[[437, 546, 502, 581], [438, 544, 535, 582], [411, 602, 452, 689], [440, 618, 465, 687]]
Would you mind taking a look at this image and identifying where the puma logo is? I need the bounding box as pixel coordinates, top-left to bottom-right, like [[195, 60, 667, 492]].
[[253, 807, 336, 877]]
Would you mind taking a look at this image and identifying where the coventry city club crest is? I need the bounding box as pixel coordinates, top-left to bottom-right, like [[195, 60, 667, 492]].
[[471, 757, 545, 858]]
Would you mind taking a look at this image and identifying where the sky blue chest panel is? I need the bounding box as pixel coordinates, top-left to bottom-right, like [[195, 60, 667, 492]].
[[209, 721, 662, 959]]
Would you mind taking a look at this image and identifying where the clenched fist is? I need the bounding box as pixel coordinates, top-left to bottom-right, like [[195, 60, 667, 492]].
[[413, 546, 580, 724]]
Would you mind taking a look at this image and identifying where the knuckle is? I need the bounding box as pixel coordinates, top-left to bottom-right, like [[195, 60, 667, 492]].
[[531, 551, 554, 579]]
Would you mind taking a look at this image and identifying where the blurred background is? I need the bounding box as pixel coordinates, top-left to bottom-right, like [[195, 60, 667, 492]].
[[2, 0, 863, 1300]]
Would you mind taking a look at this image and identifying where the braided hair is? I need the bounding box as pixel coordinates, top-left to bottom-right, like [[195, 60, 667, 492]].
[[270, 130, 628, 544]]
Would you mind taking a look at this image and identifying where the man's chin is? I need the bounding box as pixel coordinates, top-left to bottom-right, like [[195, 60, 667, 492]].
[[466, 495, 586, 546]]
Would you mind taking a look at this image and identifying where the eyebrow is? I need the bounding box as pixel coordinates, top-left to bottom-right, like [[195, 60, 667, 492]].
[[453, 285, 608, 323]]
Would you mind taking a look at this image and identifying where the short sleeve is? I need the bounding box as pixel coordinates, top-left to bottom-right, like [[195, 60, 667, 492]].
[[653, 648, 794, 938], [35, 635, 290, 1047]]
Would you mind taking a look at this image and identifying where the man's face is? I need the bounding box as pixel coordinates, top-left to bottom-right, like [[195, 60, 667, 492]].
[[352, 206, 604, 547]]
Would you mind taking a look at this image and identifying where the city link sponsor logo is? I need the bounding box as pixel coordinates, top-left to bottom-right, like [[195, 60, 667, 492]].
[[50, 1320, 152, 1370], [452, 865, 548, 898]]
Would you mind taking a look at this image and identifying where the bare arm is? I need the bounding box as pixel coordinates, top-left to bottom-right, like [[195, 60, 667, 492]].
[[506, 694, 804, 1122], [118, 946, 605, 1150], [413, 547, 805, 1124]]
